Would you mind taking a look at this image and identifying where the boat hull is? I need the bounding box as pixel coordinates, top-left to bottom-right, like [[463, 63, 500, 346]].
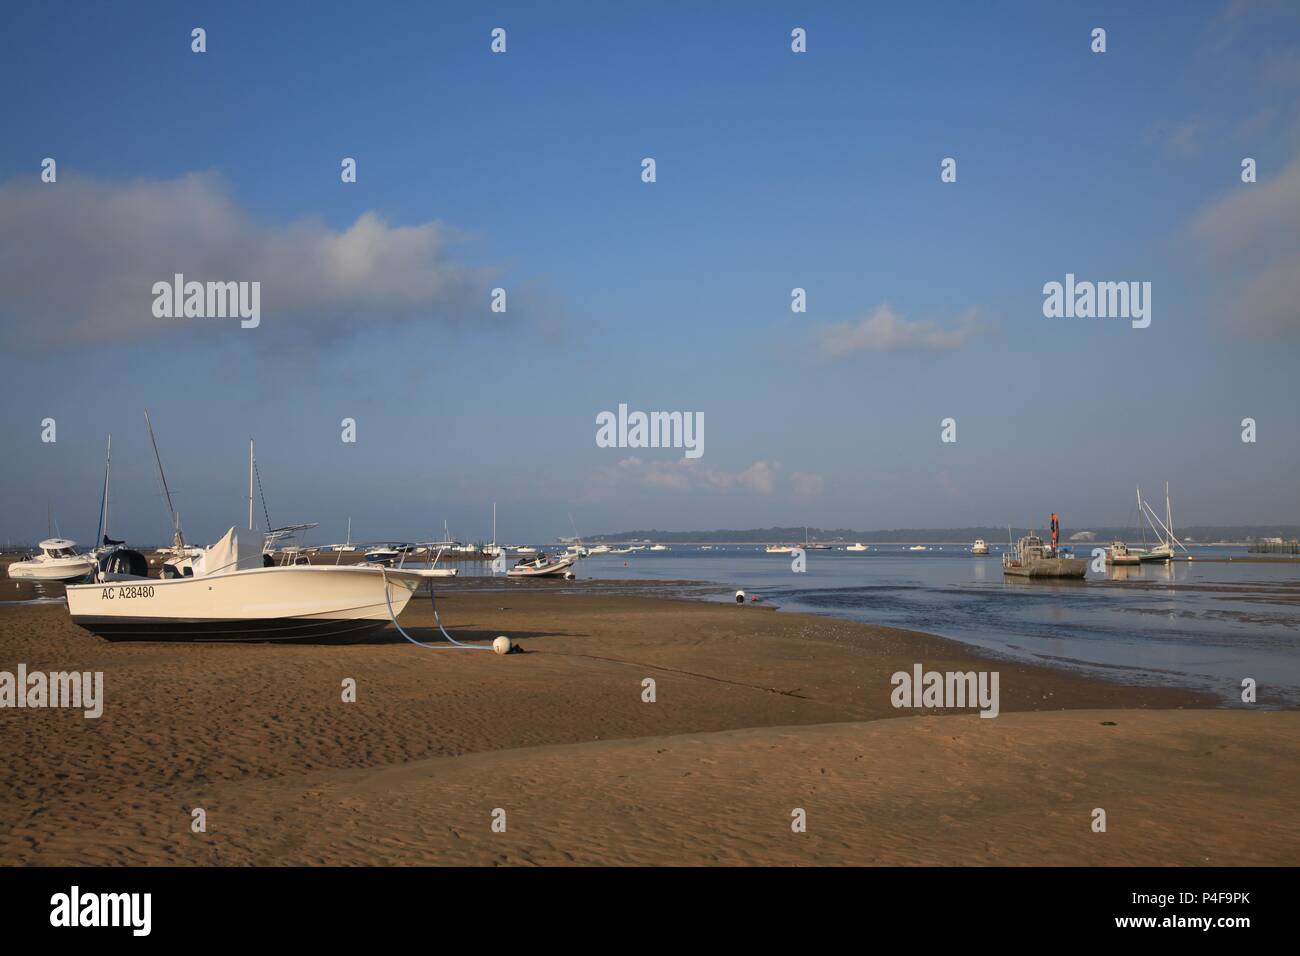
[[1003, 558, 1088, 578], [65, 566, 423, 643], [507, 555, 578, 578], [7, 559, 96, 582]]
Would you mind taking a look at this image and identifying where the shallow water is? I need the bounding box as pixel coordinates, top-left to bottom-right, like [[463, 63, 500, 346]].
[[577, 545, 1300, 705]]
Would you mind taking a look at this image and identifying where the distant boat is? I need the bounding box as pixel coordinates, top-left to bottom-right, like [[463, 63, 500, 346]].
[[649, 544, 669, 551], [1002, 514, 1087, 579], [364, 546, 401, 564], [1137, 484, 1185, 563], [7, 538, 95, 582], [971, 539, 989, 555], [514, 545, 538, 554], [507, 552, 579, 579], [481, 505, 503, 559], [1105, 540, 1141, 566], [326, 518, 357, 553], [908, 545, 928, 552], [765, 544, 794, 553], [846, 543, 868, 552]]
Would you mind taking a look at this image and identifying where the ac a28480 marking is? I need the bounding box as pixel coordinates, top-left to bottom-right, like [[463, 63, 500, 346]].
[[100, 585, 155, 600]]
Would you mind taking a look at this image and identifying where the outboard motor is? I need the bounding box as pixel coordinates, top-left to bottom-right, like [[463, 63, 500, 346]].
[[97, 547, 149, 581]]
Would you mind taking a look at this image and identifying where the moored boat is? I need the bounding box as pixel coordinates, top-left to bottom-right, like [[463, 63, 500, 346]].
[[1002, 514, 1087, 579], [7, 538, 96, 582], [506, 552, 579, 579]]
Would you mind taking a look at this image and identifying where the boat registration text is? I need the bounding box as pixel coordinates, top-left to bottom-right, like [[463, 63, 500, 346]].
[[101, 585, 156, 600]]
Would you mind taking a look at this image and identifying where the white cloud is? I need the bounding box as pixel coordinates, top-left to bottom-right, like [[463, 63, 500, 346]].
[[814, 305, 984, 358], [0, 172, 510, 350], [1192, 152, 1300, 336]]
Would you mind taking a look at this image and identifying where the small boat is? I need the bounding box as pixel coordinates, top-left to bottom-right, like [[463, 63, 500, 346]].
[[971, 539, 989, 555], [325, 518, 358, 552], [765, 544, 795, 554], [506, 552, 579, 579], [846, 543, 868, 552], [7, 538, 96, 582], [609, 546, 635, 555], [1105, 540, 1141, 566], [364, 546, 400, 564], [649, 544, 669, 551], [1002, 514, 1087, 579], [908, 545, 928, 552], [514, 545, 537, 554]]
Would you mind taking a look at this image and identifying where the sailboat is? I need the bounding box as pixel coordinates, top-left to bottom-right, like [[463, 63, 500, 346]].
[[482, 503, 503, 558], [1138, 483, 1185, 562], [64, 416, 426, 643], [326, 519, 357, 553]]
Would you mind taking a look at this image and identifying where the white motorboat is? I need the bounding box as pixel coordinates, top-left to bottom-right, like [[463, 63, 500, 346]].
[[66, 526, 425, 642], [514, 545, 538, 554], [971, 539, 989, 555], [765, 544, 794, 554], [506, 552, 579, 578], [8, 538, 96, 582], [649, 544, 669, 551], [908, 545, 928, 551], [364, 545, 401, 564], [846, 543, 868, 552]]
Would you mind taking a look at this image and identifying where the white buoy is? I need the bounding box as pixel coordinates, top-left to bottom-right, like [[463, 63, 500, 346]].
[[493, 636, 512, 655], [735, 590, 745, 604]]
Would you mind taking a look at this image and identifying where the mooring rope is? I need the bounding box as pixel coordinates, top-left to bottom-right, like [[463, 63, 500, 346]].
[[381, 569, 493, 651]]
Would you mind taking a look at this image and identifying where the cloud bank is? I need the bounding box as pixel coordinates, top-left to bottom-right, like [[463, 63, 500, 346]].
[[0, 172, 501, 350], [1192, 152, 1300, 336]]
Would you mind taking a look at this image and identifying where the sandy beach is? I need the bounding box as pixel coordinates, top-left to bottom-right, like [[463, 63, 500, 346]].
[[2, 584, 1296, 866]]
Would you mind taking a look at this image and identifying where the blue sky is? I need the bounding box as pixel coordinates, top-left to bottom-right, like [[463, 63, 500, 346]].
[[2, 1, 1298, 545]]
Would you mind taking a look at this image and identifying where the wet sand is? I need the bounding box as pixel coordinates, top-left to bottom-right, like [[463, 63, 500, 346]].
[[0, 588, 1295, 866]]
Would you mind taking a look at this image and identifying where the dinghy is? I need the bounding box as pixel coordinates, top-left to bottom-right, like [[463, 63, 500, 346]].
[[506, 552, 579, 578]]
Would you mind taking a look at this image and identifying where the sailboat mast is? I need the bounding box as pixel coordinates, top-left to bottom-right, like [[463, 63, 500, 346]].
[[144, 410, 182, 548], [248, 440, 255, 531], [1166, 481, 1173, 542], [104, 435, 111, 542]]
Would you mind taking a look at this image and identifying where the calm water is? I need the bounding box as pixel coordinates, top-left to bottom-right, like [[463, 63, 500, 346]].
[[576, 545, 1300, 705]]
